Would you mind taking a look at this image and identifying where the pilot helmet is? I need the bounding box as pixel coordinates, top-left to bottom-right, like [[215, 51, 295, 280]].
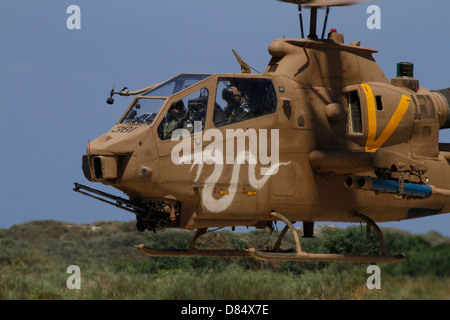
[[222, 86, 240, 102], [169, 99, 185, 113]]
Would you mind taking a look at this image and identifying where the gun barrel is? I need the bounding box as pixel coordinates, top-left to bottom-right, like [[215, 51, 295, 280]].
[[73, 182, 146, 214]]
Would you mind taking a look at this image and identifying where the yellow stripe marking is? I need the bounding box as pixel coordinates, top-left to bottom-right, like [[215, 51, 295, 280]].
[[361, 84, 410, 152]]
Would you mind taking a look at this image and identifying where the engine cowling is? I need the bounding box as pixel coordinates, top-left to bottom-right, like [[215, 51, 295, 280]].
[[433, 88, 450, 129]]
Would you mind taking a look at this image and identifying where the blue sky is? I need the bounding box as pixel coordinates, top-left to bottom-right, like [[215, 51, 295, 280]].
[[1, 0, 450, 236]]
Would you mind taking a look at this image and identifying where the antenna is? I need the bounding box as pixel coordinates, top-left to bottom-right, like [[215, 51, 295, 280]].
[[232, 49, 261, 74]]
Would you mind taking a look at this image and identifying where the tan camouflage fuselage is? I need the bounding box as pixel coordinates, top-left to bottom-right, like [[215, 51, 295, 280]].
[[81, 34, 450, 232]]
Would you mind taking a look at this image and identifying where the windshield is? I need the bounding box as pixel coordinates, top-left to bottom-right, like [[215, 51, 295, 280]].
[[143, 74, 212, 97], [119, 74, 212, 126], [120, 98, 165, 124]]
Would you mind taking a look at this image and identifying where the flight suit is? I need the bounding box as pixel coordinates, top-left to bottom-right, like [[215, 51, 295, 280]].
[[225, 101, 253, 124], [163, 115, 185, 139]]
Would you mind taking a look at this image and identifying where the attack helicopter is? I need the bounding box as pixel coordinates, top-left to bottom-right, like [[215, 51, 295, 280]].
[[74, 0, 450, 263]]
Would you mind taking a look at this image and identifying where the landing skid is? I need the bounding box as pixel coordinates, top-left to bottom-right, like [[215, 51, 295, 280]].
[[136, 212, 405, 263], [136, 228, 251, 258], [136, 246, 251, 258]]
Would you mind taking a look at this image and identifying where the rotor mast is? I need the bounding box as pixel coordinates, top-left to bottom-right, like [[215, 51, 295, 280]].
[[308, 7, 318, 39], [298, 5, 330, 40], [297, 4, 305, 38], [286, 0, 368, 40]]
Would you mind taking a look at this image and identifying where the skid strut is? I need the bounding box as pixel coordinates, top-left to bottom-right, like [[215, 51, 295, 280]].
[[137, 212, 405, 263], [247, 212, 405, 263]]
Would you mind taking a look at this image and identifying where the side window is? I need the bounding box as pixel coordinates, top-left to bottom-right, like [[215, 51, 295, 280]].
[[158, 88, 209, 140], [347, 90, 362, 134], [213, 78, 277, 127]]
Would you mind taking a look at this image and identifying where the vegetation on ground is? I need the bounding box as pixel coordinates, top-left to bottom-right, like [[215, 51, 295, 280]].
[[0, 220, 449, 300]]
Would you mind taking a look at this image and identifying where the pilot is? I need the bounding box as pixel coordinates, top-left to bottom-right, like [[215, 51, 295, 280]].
[[184, 97, 207, 133], [162, 99, 185, 139], [222, 86, 253, 124]]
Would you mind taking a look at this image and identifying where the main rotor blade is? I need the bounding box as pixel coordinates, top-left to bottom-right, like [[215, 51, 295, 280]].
[[279, 0, 373, 7]]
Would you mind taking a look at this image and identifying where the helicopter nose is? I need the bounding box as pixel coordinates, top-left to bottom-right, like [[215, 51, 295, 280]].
[[81, 133, 136, 183], [82, 154, 119, 182]]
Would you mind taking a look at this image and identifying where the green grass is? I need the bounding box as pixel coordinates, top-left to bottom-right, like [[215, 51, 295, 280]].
[[0, 220, 449, 300]]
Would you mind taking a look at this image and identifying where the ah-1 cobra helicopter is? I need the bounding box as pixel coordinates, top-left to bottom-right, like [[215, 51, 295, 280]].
[[74, 0, 450, 263]]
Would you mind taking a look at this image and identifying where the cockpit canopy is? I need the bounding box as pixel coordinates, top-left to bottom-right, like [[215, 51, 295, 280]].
[[120, 73, 212, 125], [118, 73, 278, 142]]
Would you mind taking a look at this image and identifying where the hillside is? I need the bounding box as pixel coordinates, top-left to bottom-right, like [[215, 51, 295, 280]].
[[0, 220, 449, 300]]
